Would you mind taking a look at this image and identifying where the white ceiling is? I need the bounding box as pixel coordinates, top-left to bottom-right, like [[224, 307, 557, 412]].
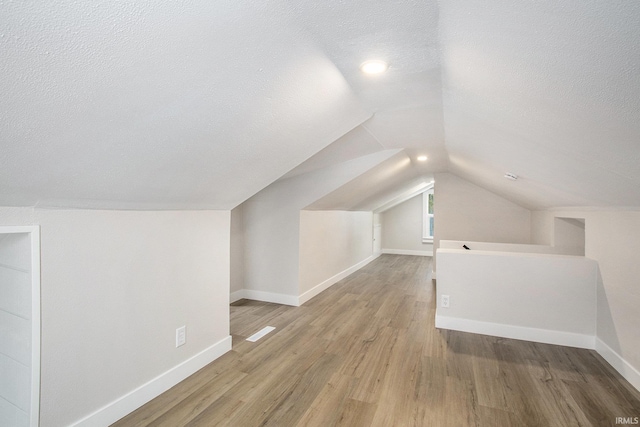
[[1, 1, 639, 210], [440, 0, 640, 209]]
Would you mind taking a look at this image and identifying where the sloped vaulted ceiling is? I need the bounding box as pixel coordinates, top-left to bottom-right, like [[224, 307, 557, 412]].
[[439, 0, 640, 210], [0, 1, 372, 209], [1, 1, 639, 210]]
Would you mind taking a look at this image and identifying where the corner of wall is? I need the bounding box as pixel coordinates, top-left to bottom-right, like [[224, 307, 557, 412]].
[[596, 338, 640, 393], [230, 205, 245, 295], [298, 253, 379, 305]]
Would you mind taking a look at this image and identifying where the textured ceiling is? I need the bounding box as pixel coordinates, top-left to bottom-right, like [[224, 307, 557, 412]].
[[439, 0, 640, 209], [0, 1, 372, 209], [1, 1, 639, 210]]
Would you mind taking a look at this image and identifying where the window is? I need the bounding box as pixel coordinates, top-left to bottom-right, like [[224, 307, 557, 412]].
[[422, 187, 434, 243]]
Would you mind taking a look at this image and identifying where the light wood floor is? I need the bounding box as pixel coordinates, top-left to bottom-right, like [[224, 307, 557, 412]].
[[113, 255, 640, 426]]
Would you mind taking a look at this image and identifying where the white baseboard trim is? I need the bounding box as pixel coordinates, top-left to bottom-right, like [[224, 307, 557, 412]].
[[298, 253, 380, 306], [596, 338, 640, 392], [382, 249, 433, 257], [435, 314, 595, 350], [230, 289, 246, 304], [71, 335, 232, 427], [232, 254, 382, 307], [237, 289, 299, 306]]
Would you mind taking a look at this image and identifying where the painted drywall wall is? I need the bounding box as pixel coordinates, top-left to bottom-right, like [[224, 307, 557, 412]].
[[0, 233, 31, 426], [373, 213, 382, 227], [0, 209, 34, 225], [0, 207, 231, 427], [530, 213, 586, 255], [242, 150, 399, 303], [380, 194, 433, 255], [589, 211, 640, 390], [532, 209, 640, 390], [433, 173, 532, 270], [373, 213, 382, 255], [554, 217, 585, 256], [531, 210, 554, 245], [299, 210, 374, 301], [242, 197, 301, 302], [230, 205, 244, 297], [436, 249, 597, 348]]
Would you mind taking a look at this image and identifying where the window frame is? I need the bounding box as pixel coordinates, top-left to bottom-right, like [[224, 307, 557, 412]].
[[422, 186, 434, 243]]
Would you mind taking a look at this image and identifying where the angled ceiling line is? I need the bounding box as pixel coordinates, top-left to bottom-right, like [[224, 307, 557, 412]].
[[374, 180, 434, 214], [360, 117, 387, 150]]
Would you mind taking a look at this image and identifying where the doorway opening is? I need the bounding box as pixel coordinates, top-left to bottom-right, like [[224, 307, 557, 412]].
[[0, 226, 40, 427]]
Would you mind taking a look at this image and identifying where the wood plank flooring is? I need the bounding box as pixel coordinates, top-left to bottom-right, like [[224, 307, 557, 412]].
[[112, 255, 640, 426]]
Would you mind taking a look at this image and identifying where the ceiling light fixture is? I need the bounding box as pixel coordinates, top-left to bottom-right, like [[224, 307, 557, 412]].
[[504, 172, 518, 181], [417, 155, 428, 161], [360, 60, 388, 74]]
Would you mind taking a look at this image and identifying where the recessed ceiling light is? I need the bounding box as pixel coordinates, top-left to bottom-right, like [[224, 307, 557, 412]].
[[504, 172, 518, 181], [417, 155, 428, 161], [360, 60, 388, 74]]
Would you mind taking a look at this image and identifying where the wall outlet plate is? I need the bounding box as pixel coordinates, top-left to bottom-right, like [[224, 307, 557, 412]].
[[176, 326, 186, 347], [441, 295, 450, 308]]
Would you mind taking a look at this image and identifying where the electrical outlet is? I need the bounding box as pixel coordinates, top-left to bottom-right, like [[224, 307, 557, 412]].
[[176, 326, 186, 347], [441, 295, 450, 308]]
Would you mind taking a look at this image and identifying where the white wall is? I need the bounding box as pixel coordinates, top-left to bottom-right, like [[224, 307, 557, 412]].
[[380, 194, 433, 256], [532, 209, 640, 391], [230, 205, 244, 297], [0, 207, 231, 427], [299, 210, 374, 303], [433, 173, 532, 270], [373, 213, 382, 255], [553, 217, 585, 256], [242, 150, 398, 303], [243, 196, 301, 301], [0, 233, 31, 427], [531, 213, 586, 256], [436, 249, 597, 348], [531, 210, 554, 245]]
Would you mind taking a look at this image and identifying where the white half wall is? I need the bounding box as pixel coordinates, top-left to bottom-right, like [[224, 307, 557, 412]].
[[299, 210, 375, 304], [0, 207, 232, 427], [588, 211, 640, 391], [439, 240, 571, 255], [381, 194, 433, 256], [436, 249, 597, 348], [532, 209, 640, 391]]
